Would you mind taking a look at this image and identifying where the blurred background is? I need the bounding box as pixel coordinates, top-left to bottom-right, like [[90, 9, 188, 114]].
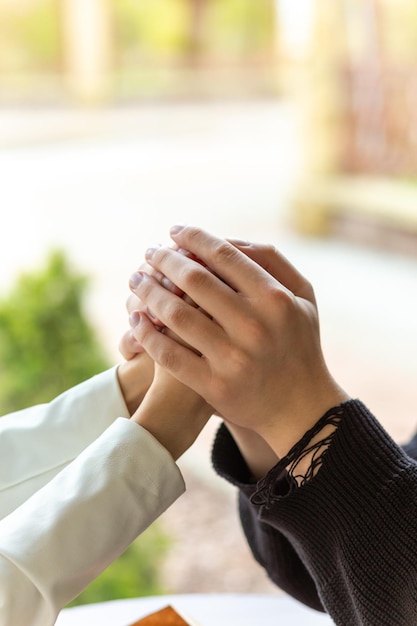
[[1, 0, 417, 608]]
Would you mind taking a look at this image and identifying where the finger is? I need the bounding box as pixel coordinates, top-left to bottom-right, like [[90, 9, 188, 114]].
[[142, 256, 184, 296], [132, 312, 210, 399], [136, 261, 165, 286], [160, 246, 206, 296], [133, 250, 246, 336], [130, 272, 225, 358], [227, 239, 315, 302], [127, 262, 197, 330], [119, 329, 145, 360], [126, 293, 143, 315], [168, 225, 278, 296]]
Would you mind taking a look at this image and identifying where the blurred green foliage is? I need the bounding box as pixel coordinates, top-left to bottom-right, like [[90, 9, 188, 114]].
[[113, 0, 275, 62], [0, 251, 108, 414], [0, 250, 172, 604], [67, 524, 171, 607], [113, 0, 190, 61], [206, 0, 275, 59], [0, 0, 275, 74], [0, 0, 60, 72]]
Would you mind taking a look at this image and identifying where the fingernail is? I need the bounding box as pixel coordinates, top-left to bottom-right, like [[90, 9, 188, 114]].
[[145, 247, 158, 261], [147, 308, 160, 323], [227, 238, 251, 247], [129, 311, 142, 328], [177, 247, 191, 257], [129, 272, 143, 290], [170, 224, 185, 236]]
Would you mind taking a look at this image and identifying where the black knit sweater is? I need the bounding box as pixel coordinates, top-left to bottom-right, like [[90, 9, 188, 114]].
[[212, 400, 417, 625]]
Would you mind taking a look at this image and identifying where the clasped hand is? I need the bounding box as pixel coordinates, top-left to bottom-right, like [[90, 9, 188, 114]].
[[126, 226, 348, 459]]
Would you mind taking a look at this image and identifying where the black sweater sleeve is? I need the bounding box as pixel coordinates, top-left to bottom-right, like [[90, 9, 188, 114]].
[[403, 431, 417, 461], [212, 400, 417, 625]]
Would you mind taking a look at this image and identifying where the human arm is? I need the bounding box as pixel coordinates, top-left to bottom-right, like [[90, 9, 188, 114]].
[[220, 423, 278, 481], [213, 400, 417, 625], [0, 354, 153, 520], [403, 431, 417, 460], [129, 226, 417, 623], [0, 361, 211, 626], [124, 257, 279, 479], [212, 422, 324, 611], [0, 419, 183, 626], [131, 364, 212, 461]]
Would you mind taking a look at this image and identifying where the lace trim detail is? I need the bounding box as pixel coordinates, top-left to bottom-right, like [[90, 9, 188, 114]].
[[250, 405, 344, 507]]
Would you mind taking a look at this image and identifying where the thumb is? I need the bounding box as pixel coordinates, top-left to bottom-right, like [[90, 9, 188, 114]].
[[227, 238, 315, 303]]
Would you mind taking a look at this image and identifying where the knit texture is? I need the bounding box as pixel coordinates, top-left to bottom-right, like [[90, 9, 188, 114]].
[[212, 400, 417, 625]]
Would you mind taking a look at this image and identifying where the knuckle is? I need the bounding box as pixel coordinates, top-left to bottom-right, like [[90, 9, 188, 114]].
[[166, 300, 190, 328], [152, 246, 171, 267], [211, 241, 238, 265], [263, 243, 278, 257], [267, 285, 296, 310], [183, 226, 205, 246], [182, 265, 210, 292], [157, 347, 179, 372]]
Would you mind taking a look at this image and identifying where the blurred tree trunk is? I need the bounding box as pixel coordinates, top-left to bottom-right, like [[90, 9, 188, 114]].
[[185, 0, 207, 65], [59, 0, 114, 102], [293, 0, 348, 234], [304, 0, 348, 177]]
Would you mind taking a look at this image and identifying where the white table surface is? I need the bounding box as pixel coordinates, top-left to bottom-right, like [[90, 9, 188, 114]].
[[56, 593, 333, 625]]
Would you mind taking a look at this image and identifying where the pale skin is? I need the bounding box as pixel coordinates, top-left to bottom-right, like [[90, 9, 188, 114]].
[[116, 353, 153, 417], [129, 365, 212, 461], [120, 322, 278, 479], [126, 226, 350, 478], [118, 304, 212, 462]]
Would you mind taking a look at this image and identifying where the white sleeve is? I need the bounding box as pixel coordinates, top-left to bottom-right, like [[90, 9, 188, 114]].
[[0, 367, 129, 519], [0, 417, 185, 626]]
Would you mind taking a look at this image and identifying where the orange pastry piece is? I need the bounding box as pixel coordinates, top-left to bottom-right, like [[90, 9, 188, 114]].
[[128, 605, 192, 626]]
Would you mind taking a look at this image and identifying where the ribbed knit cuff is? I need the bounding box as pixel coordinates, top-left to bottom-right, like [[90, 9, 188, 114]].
[[403, 431, 417, 460], [212, 400, 417, 624], [211, 422, 262, 496], [212, 400, 410, 502]]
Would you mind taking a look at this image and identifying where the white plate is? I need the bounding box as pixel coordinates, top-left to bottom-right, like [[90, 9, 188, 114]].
[[56, 593, 333, 625]]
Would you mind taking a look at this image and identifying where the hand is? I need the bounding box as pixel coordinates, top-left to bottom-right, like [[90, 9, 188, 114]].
[[119, 252, 192, 361], [118, 263, 157, 415], [129, 226, 349, 458], [119, 295, 149, 361], [116, 353, 154, 416], [130, 362, 212, 460], [119, 259, 166, 362], [123, 264, 212, 460]]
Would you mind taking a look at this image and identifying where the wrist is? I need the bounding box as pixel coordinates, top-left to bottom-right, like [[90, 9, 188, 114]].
[[225, 422, 279, 480], [131, 378, 212, 460], [117, 354, 154, 416], [262, 378, 350, 460]]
